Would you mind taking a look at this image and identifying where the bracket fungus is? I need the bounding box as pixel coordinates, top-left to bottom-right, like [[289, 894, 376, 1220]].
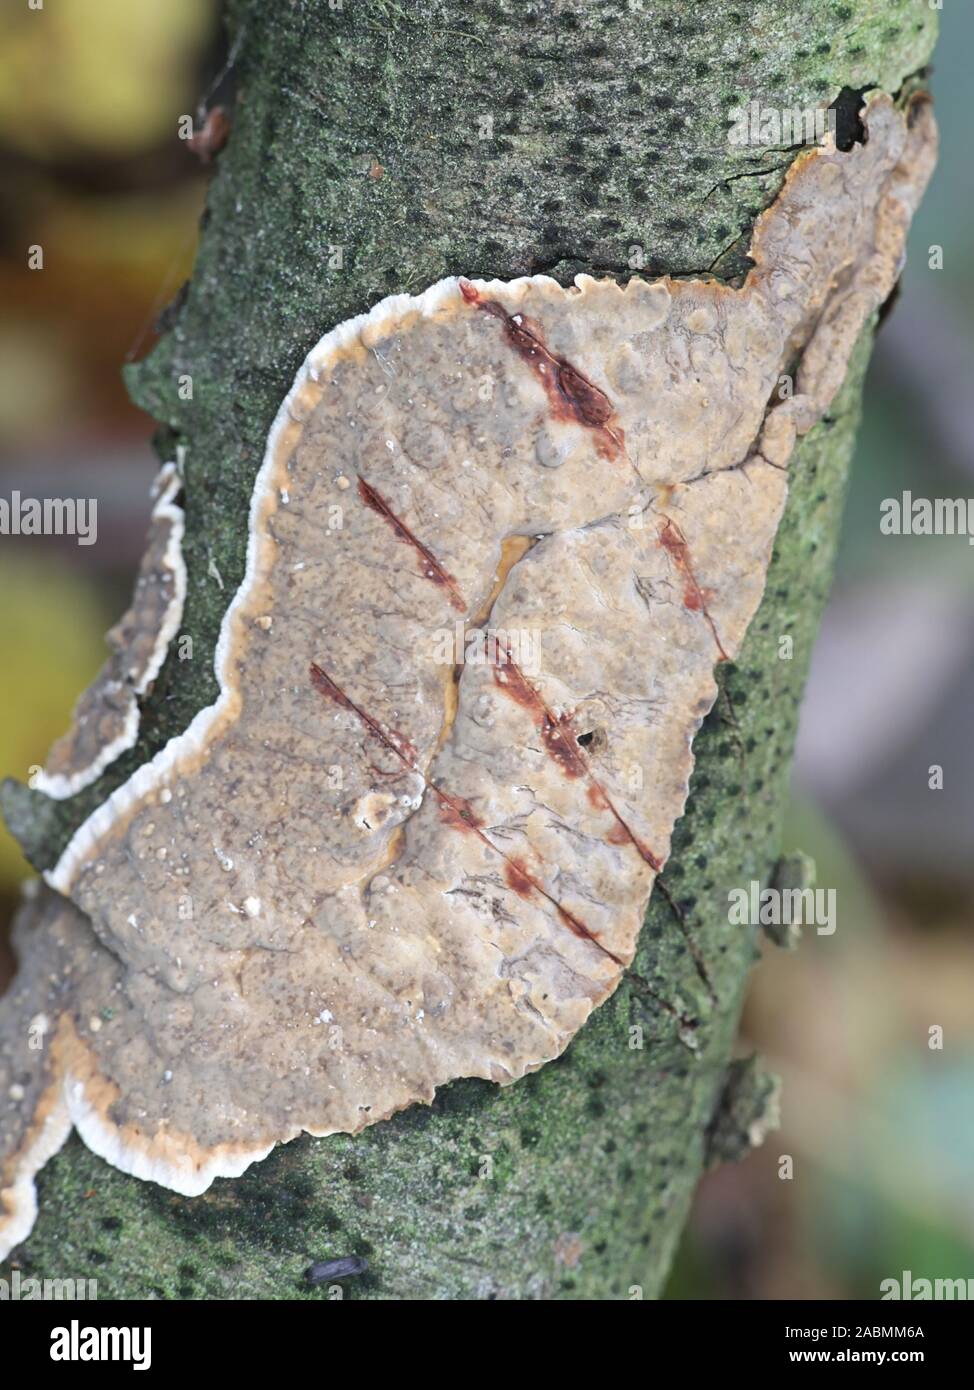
[[0, 94, 935, 1258], [31, 462, 186, 800]]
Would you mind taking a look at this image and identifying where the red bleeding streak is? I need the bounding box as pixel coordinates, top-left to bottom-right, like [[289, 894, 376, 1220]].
[[458, 279, 624, 461], [310, 662, 417, 768], [492, 648, 662, 872], [437, 795, 484, 834], [657, 517, 730, 662], [357, 476, 466, 613], [309, 661, 619, 963]]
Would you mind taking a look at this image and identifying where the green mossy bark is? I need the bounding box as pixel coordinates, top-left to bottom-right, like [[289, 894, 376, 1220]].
[[2, 1, 936, 1299]]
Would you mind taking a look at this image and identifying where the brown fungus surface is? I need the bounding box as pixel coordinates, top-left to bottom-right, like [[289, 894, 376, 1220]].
[[0, 95, 935, 1256]]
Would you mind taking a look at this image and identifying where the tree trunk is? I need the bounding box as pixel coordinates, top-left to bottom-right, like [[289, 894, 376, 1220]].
[[3, 1, 937, 1299]]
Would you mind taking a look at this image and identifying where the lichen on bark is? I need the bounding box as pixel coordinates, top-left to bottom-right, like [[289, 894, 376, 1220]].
[[1, 0, 937, 1298]]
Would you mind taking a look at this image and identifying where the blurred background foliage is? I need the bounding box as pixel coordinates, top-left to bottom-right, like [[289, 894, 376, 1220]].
[[0, 0, 970, 1300], [0, 0, 217, 882]]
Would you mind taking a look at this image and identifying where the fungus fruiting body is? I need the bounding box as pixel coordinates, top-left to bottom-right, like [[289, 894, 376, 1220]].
[[31, 463, 186, 800], [0, 95, 936, 1259]]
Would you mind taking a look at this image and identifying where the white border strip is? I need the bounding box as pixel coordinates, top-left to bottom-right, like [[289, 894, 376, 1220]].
[[33, 463, 187, 800], [45, 275, 515, 892]]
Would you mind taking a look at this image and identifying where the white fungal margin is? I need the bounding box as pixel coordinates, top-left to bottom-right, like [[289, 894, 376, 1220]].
[[65, 1070, 276, 1198], [30, 705, 142, 803], [32, 463, 187, 801], [45, 277, 489, 892], [0, 1093, 72, 1261]]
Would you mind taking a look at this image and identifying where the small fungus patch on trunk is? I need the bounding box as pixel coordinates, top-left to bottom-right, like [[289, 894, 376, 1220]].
[[31, 463, 186, 800]]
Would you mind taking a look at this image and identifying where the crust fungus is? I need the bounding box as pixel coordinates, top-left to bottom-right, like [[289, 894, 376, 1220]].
[[31, 463, 186, 799], [0, 94, 935, 1257]]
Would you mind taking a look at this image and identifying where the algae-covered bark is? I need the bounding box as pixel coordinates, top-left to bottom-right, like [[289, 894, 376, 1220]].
[[1, 1, 936, 1298]]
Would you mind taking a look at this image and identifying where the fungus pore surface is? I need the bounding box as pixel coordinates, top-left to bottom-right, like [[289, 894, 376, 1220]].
[[0, 95, 935, 1257]]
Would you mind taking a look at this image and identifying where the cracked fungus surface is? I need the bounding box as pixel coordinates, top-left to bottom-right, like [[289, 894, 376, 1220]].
[[0, 94, 935, 1257]]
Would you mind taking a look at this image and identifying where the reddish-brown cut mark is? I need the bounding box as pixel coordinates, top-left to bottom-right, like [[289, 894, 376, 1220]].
[[494, 658, 586, 780], [366, 759, 406, 781], [438, 795, 485, 835], [187, 106, 231, 165], [309, 661, 620, 963], [357, 477, 466, 613], [503, 856, 617, 958], [504, 858, 535, 898], [556, 902, 603, 946], [492, 647, 662, 872], [458, 279, 481, 306], [657, 517, 730, 662], [310, 662, 417, 768], [458, 278, 624, 461], [588, 784, 662, 868]]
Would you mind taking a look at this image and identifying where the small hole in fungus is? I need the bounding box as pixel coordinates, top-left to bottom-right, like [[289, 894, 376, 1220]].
[[576, 726, 607, 752]]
